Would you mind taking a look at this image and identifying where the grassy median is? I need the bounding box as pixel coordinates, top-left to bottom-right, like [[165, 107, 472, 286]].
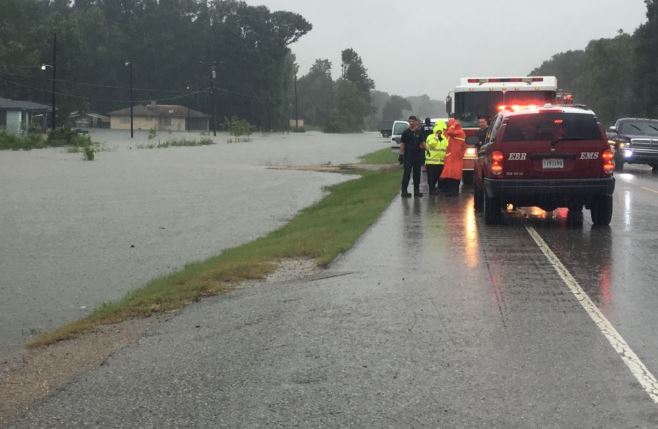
[[30, 148, 399, 347]]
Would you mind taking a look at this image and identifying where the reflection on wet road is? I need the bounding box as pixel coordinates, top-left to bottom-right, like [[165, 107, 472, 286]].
[[333, 163, 658, 424]]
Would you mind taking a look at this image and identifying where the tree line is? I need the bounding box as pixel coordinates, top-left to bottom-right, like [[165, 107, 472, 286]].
[[531, 0, 658, 125], [296, 56, 445, 133], [0, 0, 445, 133], [0, 0, 311, 130]]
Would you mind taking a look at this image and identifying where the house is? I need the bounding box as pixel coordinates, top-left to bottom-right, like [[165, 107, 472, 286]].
[[107, 102, 210, 132], [0, 97, 50, 134], [68, 111, 110, 129]]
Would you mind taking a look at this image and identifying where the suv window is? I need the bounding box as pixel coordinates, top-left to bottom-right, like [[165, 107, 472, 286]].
[[393, 122, 408, 135], [619, 120, 658, 136], [488, 114, 504, 143], [503, 113, 601, 142]]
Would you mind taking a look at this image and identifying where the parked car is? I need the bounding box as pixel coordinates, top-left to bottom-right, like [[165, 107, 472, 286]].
[[607, 118, 658, 174], [474, 105, 615, 225]]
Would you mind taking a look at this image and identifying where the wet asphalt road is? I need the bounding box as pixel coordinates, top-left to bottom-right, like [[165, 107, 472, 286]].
[[10, 164, 658, 427], [0, 131, 383, 363]]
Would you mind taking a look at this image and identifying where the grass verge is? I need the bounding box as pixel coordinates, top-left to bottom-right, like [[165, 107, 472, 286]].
[[30, 150, 400, 347], [359, 147, 396, 165]]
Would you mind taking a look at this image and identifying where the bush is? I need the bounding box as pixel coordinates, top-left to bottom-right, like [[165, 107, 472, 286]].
[[82, 144, 95, 161], [225, 116, 252, 142], [0, 132, 46, 150], [47, 128, 77, 147]]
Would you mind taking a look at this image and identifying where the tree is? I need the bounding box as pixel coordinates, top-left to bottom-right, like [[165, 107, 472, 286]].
[[325, 48, 374, 132], [341, 48, 375, 100], [530, 50, 586, 92], [634, 0, 658, 117], [0, 0, 313, 129], [382, 95, 411, 122], [365, 90, 390, 130], [297, 59, 334, 127], [579, 32, 634, 124], [325, 79, 370, 133]]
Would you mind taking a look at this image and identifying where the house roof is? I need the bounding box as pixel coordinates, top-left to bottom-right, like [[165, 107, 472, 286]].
[[0, 97, 50, 111], [107, 104, 210, 119], [69, 111, 110, 121]]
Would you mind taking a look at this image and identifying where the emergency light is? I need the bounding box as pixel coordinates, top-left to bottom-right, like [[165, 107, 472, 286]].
[[468, 77, 544, 84]]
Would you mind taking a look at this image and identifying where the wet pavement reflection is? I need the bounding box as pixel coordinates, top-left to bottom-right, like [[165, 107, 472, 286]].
[[338, 163, 658, 410], [325, 164, 658, 425]]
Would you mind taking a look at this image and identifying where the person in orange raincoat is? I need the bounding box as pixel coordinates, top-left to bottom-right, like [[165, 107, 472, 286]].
[[439, 118, 467, 195]]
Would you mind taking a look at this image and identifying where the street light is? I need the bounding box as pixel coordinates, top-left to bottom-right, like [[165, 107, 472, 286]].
[[41, 33, 56, 131], [124, 61, 133, 138]]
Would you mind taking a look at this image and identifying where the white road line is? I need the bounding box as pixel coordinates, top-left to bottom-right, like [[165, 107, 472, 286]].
[[525, 225, 658, 404], [641, 186, 658, 195]]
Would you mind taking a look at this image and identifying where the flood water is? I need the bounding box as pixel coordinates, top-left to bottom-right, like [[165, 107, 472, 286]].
[[0, 130, 387, 362]]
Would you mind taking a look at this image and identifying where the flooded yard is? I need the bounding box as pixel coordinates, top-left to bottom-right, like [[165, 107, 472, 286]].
[[0, 130, 388, 362]]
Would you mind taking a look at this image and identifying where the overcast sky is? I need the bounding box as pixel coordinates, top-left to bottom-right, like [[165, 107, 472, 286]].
[[244, 0, 648, 100]]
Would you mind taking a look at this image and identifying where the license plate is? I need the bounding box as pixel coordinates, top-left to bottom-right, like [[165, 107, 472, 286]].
[[542, 158, 564, 169]]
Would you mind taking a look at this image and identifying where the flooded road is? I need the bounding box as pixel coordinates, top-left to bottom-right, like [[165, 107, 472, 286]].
[[0, 131, 385, 362], [12, 163, 658, 427]]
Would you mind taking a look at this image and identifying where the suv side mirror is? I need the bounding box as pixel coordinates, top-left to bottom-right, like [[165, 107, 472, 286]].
[[609, 125, 617, 132], [445, 95, 452, 116]]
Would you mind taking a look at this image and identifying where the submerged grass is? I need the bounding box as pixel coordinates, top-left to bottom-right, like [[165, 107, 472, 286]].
[[30, 150, 400, 347]]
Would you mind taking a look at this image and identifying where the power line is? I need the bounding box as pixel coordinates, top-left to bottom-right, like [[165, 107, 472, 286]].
[[0, 70, 198, 94], [0, 75, 209, 104]]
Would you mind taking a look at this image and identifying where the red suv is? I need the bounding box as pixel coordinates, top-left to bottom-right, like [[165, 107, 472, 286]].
[[474, 105, 615, 225]]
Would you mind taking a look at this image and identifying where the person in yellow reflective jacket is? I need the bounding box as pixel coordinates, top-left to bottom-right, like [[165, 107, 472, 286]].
[[425, 120, 448, 195]]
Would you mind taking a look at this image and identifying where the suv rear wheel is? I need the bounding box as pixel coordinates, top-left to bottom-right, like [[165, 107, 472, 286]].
[[462, 171, 474, 186], [474, 183, 483, 212], [483, 190, 502, 225], [590, 195, 613, 226], [614, 158, 624, 172], [652, 165, 658, 175], [567, 206, 584, 226]]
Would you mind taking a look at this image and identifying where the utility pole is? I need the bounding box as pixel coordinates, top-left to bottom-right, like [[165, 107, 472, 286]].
[[211, 63, 217, 137], [52, 33, 56, 131], [125, 61, 133, 138], [40, 34, 57, 131], [294, 74, 299, 131], [185, 85, 191, 132]]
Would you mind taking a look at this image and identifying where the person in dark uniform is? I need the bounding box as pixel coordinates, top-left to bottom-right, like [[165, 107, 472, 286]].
[[477, 116, 489, 147], [399, 115, 425, 198], [421, 117, 434, 142]]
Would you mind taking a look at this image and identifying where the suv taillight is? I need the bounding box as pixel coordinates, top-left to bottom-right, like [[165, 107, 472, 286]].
[[490, 151, 504, 176], [602, 149, 614, 175]]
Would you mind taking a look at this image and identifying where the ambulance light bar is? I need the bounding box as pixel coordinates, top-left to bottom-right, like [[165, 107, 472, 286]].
[[467, 77, 544, 84]]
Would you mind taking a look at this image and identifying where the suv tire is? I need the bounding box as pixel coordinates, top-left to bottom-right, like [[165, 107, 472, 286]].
[[462, 171, 474, 186], [474, 184, 483, 212], [615, 158, 624, 172], [590, 195, 613, 226], [567, 207, 584, 226], [483, 190, 502, 225], [652, 165, 658, 175]]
